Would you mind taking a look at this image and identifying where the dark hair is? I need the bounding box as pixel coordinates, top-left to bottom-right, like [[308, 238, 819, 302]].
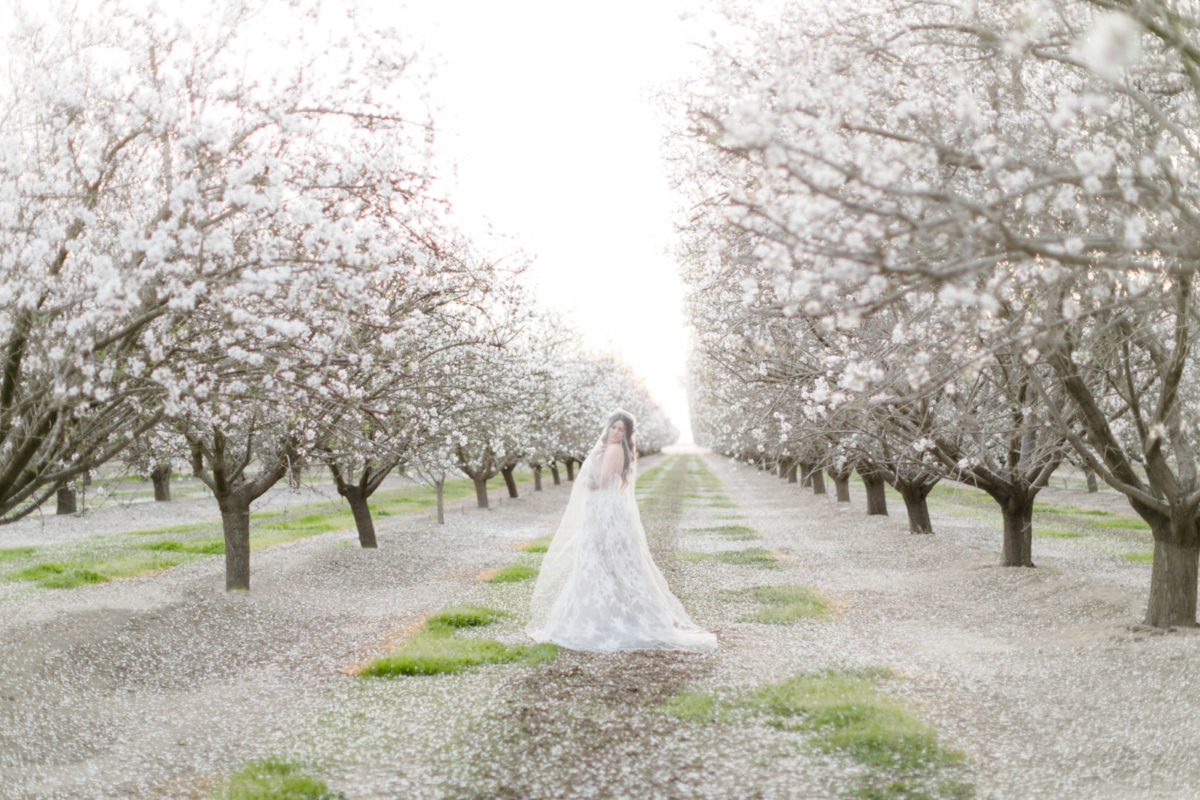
[[605, 411, 636, 480]]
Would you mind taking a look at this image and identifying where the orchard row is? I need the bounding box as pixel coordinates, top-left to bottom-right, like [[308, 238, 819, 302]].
[[673, 1, 1200, 628], [0, 3, 675, 591]]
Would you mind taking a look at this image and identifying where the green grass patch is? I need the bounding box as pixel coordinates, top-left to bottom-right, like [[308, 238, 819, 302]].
[[716, 547, 780, 568], [521, 535, 553, 553], [126, 522, 210, 536], [697, 524, 759, 540], [258, 512, 352, 534], [426, 605, 508, 630], [661, 667, 968, 797], [360, 632, 556, 677], [138, 538, 225, 555], [1121, 552, 1154, 563], [661, 690, 719, 722], [1093, 517, 1152, 531], [7, 547, 197, 588], [10, 562, 108, 588], [487, 564, 538, 583], [750, 669, 961, 771], [216, 758, 341, 799], [738, 585, 830, 623], [1032, 504, 1114, 516], [1034, 529, 1083, 539], [0, 546, 35, 561]]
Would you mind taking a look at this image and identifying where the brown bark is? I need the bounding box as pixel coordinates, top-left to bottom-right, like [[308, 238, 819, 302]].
[[217, 494, 252, 591], [343, 486, 378, 549], [787, 461, 798, 484], [1000, 498, 1035, 567], [800, 461, 814, 488], [533, 464, 543, 491], [1145, 519, 1199, 628], [474, 476, 490, 509], [835, 476, 851, 502], [501, 465, 519, 498], [898, 483, 934, 534], [550, 463, 561, 486], [151, 465, 171, 502], [1085, 470, 1099, 493], [435, 478, 445, 524], [566, 459, 576, 481], [55, 486, 76, 515], [861, 472, 888, 516], [810, 468, 826, 495]]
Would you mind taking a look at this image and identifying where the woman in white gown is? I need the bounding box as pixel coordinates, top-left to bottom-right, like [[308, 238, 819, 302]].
[[526, 411, 717, 653]]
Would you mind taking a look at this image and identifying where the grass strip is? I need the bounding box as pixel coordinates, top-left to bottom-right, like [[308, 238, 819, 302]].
[[360, 604, 556, 677], [1032, 504, 1114, 517], [427, 605, 509, 630], [215, 758, 341, 799], [662, 668, 969, 798], [126, 523, 211, 536], [1121, 552, 1153, 563], [487, 564, 538, 583], [1034, 529, 1083, 538], [716, 547, 780, 568], [360, 635, 557, 677], [661, 690, 718, 722], [1092, 517, 1152, 531], [696, 524, 759, 540], [9, 549, 189, 588], [0, 546, 35, 561], [736, 585, 830, 623], [521, 535, 552, 553], [138, 538, 224, 555]]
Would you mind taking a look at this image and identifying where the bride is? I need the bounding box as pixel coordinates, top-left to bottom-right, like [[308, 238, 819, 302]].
[[526, 410, 717, 653]]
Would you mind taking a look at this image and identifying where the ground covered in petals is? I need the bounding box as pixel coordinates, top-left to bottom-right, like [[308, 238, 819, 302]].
[[1, 452, 1196, 799]]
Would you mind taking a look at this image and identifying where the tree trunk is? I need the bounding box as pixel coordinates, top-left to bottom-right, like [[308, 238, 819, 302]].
[[1145, 535, 1199, 628], [56, 486, 77, 515], [861, 472, 888, 516], [473, 476, 490, 509], [566, 459, 576, 481], [810, 468, 826, 495], [436, 478, 445, 524], [217, 494, 252, 591], [550, 463, 561, 486], [501, 465, 519, 498], [1000, 498, 1035, 567], [1085, 470, 1099, 493], [343, 486, 378, 549], [831, 471, 851, 503], [800, 461, 814, 488], [151, 465, 171, 502], [899, 484, 934, 534], [533, 465, 543, 491], [290, 461, 303, 488], [787, 462, 798, 484]]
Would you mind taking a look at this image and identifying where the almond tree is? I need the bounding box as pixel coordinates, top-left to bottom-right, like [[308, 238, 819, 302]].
[[679, 0, 1200, 623], [47, 0, 448, 589]]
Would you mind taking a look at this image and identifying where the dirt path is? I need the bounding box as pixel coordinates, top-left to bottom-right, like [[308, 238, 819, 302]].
[[0, 471, 585, 800], [717, 458, 1200, 799], [4, 450, 1197, 799]]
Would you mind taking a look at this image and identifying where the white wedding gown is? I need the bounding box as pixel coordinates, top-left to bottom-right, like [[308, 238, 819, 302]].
[[527, 436, 717, 654]]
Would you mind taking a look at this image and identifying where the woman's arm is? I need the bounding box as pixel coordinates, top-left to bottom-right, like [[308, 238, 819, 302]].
[[597, 444, 624, 487]]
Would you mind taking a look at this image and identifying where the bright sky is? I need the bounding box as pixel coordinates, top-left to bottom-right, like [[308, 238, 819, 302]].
[[381, 1, 714, 443]]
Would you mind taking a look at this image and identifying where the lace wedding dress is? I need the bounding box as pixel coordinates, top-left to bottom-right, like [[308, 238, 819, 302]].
[[526, 415, 717, 654]]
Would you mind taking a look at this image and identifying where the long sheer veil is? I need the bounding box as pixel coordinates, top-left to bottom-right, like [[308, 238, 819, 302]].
[[526, 416, 639, 638]]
